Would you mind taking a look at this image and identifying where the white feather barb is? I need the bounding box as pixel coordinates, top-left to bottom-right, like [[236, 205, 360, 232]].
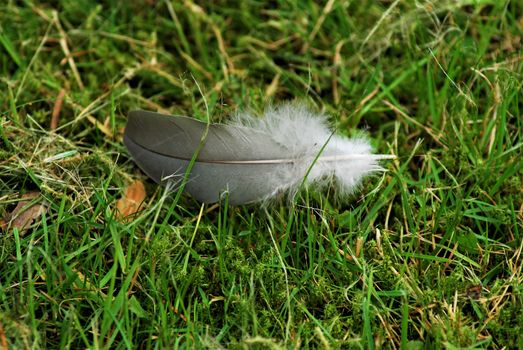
[[228, 103, 393, 197], [124, 102, 394, 204]]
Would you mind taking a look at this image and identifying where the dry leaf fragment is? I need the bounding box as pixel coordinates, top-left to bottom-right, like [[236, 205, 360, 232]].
[[0, 321, 7, 350], [0, 192, 46, 236], [50, 88, 66, 130], [116, 180, 146, 221]]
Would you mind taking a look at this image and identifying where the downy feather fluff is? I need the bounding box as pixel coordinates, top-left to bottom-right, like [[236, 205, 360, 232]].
[[124, 103, 393, 205]]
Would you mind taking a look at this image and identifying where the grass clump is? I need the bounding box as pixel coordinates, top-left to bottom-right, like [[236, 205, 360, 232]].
[[1, 0, 522, 349]]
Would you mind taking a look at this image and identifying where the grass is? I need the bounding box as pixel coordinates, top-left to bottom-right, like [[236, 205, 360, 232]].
[[0, 0, 522, 348]]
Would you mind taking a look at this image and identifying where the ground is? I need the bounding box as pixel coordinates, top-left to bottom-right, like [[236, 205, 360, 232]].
[[0, 1, 522, 349]]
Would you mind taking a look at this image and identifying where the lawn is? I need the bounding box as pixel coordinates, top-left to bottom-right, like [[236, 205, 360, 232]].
[[0, 1, 522, 349]]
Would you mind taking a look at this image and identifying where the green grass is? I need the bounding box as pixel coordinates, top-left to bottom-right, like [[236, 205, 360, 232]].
[[1, 0, 522, 349]]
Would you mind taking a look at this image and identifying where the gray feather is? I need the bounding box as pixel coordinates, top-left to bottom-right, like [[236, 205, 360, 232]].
[[124, 107, 391, 205]]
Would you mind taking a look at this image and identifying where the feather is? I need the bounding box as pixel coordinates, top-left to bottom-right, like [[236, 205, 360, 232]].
[[124, 103, 394, 205]]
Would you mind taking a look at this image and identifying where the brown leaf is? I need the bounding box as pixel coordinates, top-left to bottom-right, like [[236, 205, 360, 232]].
[[0, 321, 7, 350], [116, 180, 146, 221], [50, 88, 66, 131], [0, 192, 46, 236]]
